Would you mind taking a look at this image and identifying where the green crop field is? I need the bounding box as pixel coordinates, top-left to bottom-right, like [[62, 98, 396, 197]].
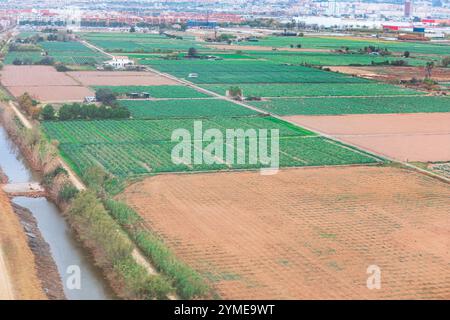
[[80, 32, 203, 53], [42, 117, 381, 177], [94, 85, 209, 98], [119, 99, 260, 119], [249, 51, 432, 66], [249, 96, 450, 115], [238, 36, 450, 56], [4, 51, 43, 64], [200, 83, 423, 97], [145, 60, 369, 84], [39, 41, 108, 65]]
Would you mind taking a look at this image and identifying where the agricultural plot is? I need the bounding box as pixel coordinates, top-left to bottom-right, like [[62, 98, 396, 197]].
[[42, 117, 381, 178], [119, 99, 258, 119], [201, 83, 422, 97], [39, 41, 108, 65], [249, 96, 450, 115], [238, 36, 450, 56], [94, 85, 209, 98], [0, 65, 93, 102], [80, 32, 203, 53], [4, 51, 43, 65], [285, 113, 450, 162], [250, 51, 431, 66], [122, 166, 450, 299], [145, 60, 369, 84]]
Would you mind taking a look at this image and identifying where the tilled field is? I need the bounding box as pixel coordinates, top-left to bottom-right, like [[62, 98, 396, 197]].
[[284, 113, 450, 162], [121, 166, 450, 299]]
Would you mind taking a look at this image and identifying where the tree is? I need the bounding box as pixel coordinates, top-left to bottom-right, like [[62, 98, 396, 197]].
[[130, 26, 136, 33], [442, 56, 450, 67], [95, 88, 116, 106], [187, 47, 198, 57], [41, 104, 56, 120], [425, 61, 434, 79], [228, 86, 243, 99], [403, 51, 410, 58]]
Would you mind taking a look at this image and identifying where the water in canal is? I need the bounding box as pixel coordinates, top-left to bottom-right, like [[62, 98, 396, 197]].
[[0, 125, 114, 300]]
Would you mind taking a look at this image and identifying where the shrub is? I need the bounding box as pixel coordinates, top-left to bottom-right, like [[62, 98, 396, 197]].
[[41, 104, 56, 120], [442, 56, 450, 67], [95, 88, 117, 106], [58, 183, 79, 202]]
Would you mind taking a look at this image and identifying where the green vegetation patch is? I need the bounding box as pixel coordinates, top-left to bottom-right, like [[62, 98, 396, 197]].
[[249, 96, 450, 115], [119, 99, 259, 119], [94, 85, 209, 98], [42, 117, 381, 178], [201, 83, 423, 97]]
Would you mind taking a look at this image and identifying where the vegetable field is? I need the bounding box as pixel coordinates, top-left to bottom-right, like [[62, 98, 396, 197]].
[[42, 118, 381, 177], [119, 99, 259, 119], [238, 36, 450, 56], [39, 41, 108, 64], [146, 60, 369, 84], [249, 96, 450, 115], [94, 85, 209, 98], [200, 83, 423, 97], [80, 32, 202, 53], [4, 51, 43, 64]]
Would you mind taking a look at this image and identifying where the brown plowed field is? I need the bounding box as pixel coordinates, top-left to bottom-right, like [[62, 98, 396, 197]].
[[0, 66, 78, 86], [121, 166, 450, 299], [285, 113, 450, 162], [8, 86, 94, 103], [328, 66, 450, 82], [0, 66, 93, 102], [67, 71, 179, 86]]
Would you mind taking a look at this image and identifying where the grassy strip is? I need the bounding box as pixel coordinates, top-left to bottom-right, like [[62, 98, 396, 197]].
[[104, 198, 212, 299], [68, 191, 173, 299]]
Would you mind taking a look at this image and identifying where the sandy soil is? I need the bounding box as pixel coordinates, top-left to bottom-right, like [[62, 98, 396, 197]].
[[8, 86, 95, 103], [121, 167, 450, 299], [284, 113, 450, 162], [67, 71, 179, 86], [328, 66, 450, 82], [0, 66, 79, 87], [0, 66, 94, 102], [0, 190, 46, 299], [206, 44, 329, 52]]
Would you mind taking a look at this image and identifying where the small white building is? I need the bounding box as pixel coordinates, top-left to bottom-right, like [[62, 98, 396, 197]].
[[105, 56, 134, 70]]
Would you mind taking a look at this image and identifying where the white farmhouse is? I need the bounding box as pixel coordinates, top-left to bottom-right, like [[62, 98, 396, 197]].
[[105, 56, 134, 70]]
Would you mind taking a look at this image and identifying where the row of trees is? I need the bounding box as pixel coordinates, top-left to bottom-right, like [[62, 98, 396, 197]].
[[41, 103, 130, 121]]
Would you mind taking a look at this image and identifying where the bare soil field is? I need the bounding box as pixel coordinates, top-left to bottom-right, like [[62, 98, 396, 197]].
[[121, 167, 450, 299], [0, 66, 93, 102], [328, 66, 450, 82], [67, 71, 179, 86], [0, 189, 46, 299], [8, 86, 94, 103], [285, 113, 450, 162], [0, 66, 78, 87]]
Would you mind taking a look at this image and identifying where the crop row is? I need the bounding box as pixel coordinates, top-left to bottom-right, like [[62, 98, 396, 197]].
[[200, 83, 423, 97], [94, 85, 209, 98], [249, 96, 450, 115], [118, 99, 259, 119]]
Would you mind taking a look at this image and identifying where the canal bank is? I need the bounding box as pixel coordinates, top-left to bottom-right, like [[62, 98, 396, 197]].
[[0, 124, 114, 300]]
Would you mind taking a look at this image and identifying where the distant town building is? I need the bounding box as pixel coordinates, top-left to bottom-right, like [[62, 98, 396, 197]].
[[404, 0, 413, 18]]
